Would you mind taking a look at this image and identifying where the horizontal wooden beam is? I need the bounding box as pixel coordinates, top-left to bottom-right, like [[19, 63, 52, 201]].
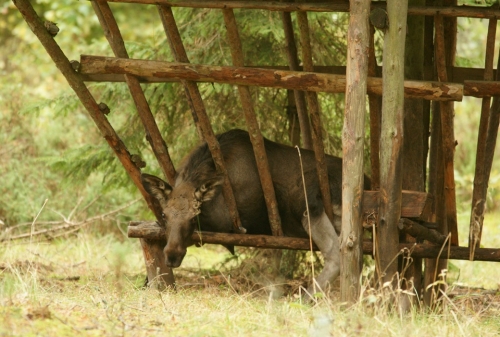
[[128, 221, 500, 262], [464, 80, 500, 98], [79, 65, 496, 85], [104, 0, 500, 18], [80, 55, 463, 101]]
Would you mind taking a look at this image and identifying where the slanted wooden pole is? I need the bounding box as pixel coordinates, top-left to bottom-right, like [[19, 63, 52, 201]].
[[377, 0, 408, 286], [222, 9, 283, 237], [156, 5, 245, 234], [281, 10, 312, 149], [340, 0, 370, 303], [469, 18, 498, 259]]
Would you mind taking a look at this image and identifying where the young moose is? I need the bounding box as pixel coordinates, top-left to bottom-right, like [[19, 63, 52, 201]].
[[142, 129, 370, 294]]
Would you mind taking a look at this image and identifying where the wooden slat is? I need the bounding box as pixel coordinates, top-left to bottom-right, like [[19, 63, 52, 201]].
[[435, 14, 458, 246], [469, 18, 497, 259], [341, 0, 370, 303], [105, 0, 500, 18], [281, 10, 312, 149], [296, 11, 336, 231], [92, 1, 176, 185], [127, 221, 500, 262], [222, 9, 283, 237], [79, 55, 465, 99], [156, 5, 245, 234], [363, 190, 433, 221], [377, 0, 408, 285]]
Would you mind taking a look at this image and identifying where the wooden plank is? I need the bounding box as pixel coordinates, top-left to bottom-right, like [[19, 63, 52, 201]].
[[296, 11, 336, 232], [92, 1, 176, 185], [435, 14, 459, 246], [222, 8, 283, 237], [127, 221, 500, 262], [362, 190, 433, 221], [377, 0, 408, 285], [341, 0, 370, 303], [79, 55, 465, 101], [469, 18, 497, 259], [281, 10, 312, 149], [157, 5, 245, 234], [105, 0, 500, 18]]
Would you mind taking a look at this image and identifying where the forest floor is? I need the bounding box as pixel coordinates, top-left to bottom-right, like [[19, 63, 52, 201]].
[[1, 221, 500, 337]]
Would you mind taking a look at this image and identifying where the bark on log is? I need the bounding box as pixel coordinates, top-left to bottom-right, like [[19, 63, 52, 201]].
[[157, 5, 245, 234], [105, 0, 500, 18], [79, 55, 464, 101], [341, 0, 370, 303], [464, 80, 500, 98], [140, 238, 175, 290], [469, 18, 497, 259], [222, 8, 283, 237], [377, 0, 408, 285], [127, 221, 500, 262]]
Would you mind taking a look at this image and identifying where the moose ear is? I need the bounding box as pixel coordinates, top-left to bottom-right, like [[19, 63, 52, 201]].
[[141, 173, 172, 204], [194, 176, 224, 202]]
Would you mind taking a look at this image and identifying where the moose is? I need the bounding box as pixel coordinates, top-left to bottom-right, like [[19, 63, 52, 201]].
[[142, 129, 370, 294]]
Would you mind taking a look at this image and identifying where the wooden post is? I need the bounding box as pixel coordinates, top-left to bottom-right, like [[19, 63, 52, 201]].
[[469, 18, 498, 258], [340, 0, 370, 303], [401, 0, 426, 302], [222, 8, 283, 237], [368, 25, 381, 191], [377, 0, 408, 286]]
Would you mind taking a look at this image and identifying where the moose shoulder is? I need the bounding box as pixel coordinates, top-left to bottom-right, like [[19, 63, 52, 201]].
[[142, 129, 370, 293]]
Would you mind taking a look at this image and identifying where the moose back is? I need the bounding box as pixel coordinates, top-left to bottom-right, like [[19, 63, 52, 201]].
[[142, 129, 370, 293]]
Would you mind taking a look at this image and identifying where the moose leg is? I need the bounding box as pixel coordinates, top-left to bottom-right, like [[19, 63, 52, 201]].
[[302, 210, 341, 295]]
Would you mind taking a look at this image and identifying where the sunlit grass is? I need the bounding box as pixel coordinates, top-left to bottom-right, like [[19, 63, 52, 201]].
[[1, 229, 499, 336]]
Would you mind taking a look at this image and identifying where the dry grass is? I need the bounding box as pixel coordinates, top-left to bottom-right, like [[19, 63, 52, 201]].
[[1, 228, 500, 336]]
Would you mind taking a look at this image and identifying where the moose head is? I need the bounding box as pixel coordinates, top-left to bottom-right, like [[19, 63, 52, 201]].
[[141, 173, 223, 268]]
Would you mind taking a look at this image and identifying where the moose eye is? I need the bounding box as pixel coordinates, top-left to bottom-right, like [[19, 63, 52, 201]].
[[161, 213, 166, 219]]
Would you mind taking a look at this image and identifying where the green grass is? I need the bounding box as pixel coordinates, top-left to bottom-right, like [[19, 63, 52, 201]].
[[1, 228, 500, 336]]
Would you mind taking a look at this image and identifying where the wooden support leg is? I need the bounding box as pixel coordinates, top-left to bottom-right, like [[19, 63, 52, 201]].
[[139, 238, 175, 290]]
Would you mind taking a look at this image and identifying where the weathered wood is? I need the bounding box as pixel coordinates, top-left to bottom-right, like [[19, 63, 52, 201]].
[[79, 65, 498, 85], [469, 18, 497, 259], [377, 0, 408, 285], [222, 8, 283, 237], [296, 11, 336, 229], [401, 0, 426, 300], [464, 80, 500, 98], [398, 218, 446, 245], [435, 14, 458, 246], [139, 238, 175, 290], [127, 222, 500, 262], [92, 1, 176, 185], [105, 0, 500, 18], [281, 10, 312, 149], [341, 0, 370, 304], [11, 0, 165, 224], [368, 25, 381, 191], [157, 5, 245, 234], [79, 55, 465, 102]]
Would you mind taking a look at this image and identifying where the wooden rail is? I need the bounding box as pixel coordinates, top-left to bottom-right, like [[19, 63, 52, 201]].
[[127, 221, 500, 262], [104, 0, 500, 18], [79, 55, 465, 101]]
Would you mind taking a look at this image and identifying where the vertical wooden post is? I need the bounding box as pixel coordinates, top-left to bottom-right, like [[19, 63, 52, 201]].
[[341, 0, 370, 303], [377, 0, 408, 285], [401, 0, 426, 302], [368, 25, 381, 191]]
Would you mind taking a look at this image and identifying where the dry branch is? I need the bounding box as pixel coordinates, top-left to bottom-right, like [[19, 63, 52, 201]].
[[79, 55, 464, 101]]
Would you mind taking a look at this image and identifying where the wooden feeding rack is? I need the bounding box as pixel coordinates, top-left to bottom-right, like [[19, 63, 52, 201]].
[[13, 0, 500, 305]]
